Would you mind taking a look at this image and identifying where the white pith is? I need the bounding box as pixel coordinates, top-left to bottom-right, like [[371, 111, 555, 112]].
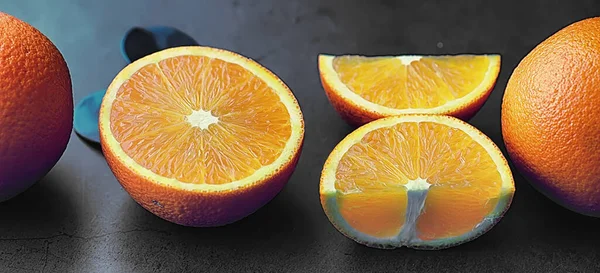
[[186, 109, 219, 129], [397, 178, 432, 244], [397, 55, 422, 65]]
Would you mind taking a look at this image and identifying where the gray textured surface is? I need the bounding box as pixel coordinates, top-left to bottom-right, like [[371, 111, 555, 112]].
[[1, 0, 600, 272]]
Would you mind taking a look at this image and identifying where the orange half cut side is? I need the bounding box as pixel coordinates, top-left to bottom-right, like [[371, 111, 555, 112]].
[[99, 46, 304, 227], [320, 115, 514, 249], [318, 54, 501, 125]]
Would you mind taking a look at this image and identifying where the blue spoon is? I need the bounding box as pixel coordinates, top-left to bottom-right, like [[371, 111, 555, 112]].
[[74, 26, 199, 143], [73, 89, 106, 143], [121, 26, 199, 63]]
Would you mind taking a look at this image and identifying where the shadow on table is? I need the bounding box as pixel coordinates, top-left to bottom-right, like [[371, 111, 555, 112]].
[[114, 188, 318, 271], [0, 168, 79, 233], [76, 135, 103, 155], [0, 169, 79, 272]]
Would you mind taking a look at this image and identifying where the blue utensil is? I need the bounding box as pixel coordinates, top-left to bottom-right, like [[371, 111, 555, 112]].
[[74, 26, 199, 143], [73, 89, 106, 143], [121, 26, 199, 63]]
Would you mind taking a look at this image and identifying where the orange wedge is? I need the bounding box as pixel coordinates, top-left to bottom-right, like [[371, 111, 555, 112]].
[[320, 115, 514, 249], [318, 54, 501, 126], [99, 46, 304, 227]]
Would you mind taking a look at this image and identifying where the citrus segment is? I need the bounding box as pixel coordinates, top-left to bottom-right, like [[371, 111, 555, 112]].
[[335, 122, 419, 192], [320, 115, 514, 249], [416, 187, 500, 241], [337, 191, 407, 238], [318, 54, 501, 126], [100, 46, 304, 227]]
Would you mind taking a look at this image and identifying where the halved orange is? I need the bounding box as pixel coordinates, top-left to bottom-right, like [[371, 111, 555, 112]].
[[99, 46, 304, 227], [320, 115, 514, 249], [318, 54, 501, 126]]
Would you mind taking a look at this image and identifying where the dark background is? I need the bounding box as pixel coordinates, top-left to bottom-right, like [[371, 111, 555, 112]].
[[1, 0, 600, 272]]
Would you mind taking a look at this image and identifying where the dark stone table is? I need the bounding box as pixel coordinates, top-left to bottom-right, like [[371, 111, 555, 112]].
[[1, 0, 599, 272]]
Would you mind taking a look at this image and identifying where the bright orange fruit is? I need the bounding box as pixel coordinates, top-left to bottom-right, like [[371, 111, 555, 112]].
[[99, 46, 304, 227], [0, 12, 72, 202], [318, 54, 501, 126], [502, 17, 600, 216], [320, 115, 514, 249]]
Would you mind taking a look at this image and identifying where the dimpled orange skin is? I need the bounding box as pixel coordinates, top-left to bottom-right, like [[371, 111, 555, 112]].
[[0, 12, 73, 201], [502, 17, 600, 216], [318, 61, 498, 127]]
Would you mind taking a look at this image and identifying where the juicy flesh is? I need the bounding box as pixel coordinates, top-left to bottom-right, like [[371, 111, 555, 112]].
[[110, 56, 292, 185], [334, 122, 502, 240], [332, 55, 491, 109]]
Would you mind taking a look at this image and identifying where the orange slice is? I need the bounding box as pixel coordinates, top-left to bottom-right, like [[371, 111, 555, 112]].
[[318, 54, 501, 126], [320, 115, 514, 249], [99, 46, 304, 227]]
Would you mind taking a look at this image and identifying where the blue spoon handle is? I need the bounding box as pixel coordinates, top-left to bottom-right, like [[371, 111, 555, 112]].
[[73, 89, 106, 143]]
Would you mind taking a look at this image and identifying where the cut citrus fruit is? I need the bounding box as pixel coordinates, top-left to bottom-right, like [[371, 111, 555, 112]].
[[99, 46, 304, 227], [318, 54, 501, 126], [320, 115, 514, 249]]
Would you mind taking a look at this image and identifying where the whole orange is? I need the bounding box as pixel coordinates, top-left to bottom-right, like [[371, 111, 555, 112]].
[[0, 12, 73, 201], [502, 17, 600, 216]]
